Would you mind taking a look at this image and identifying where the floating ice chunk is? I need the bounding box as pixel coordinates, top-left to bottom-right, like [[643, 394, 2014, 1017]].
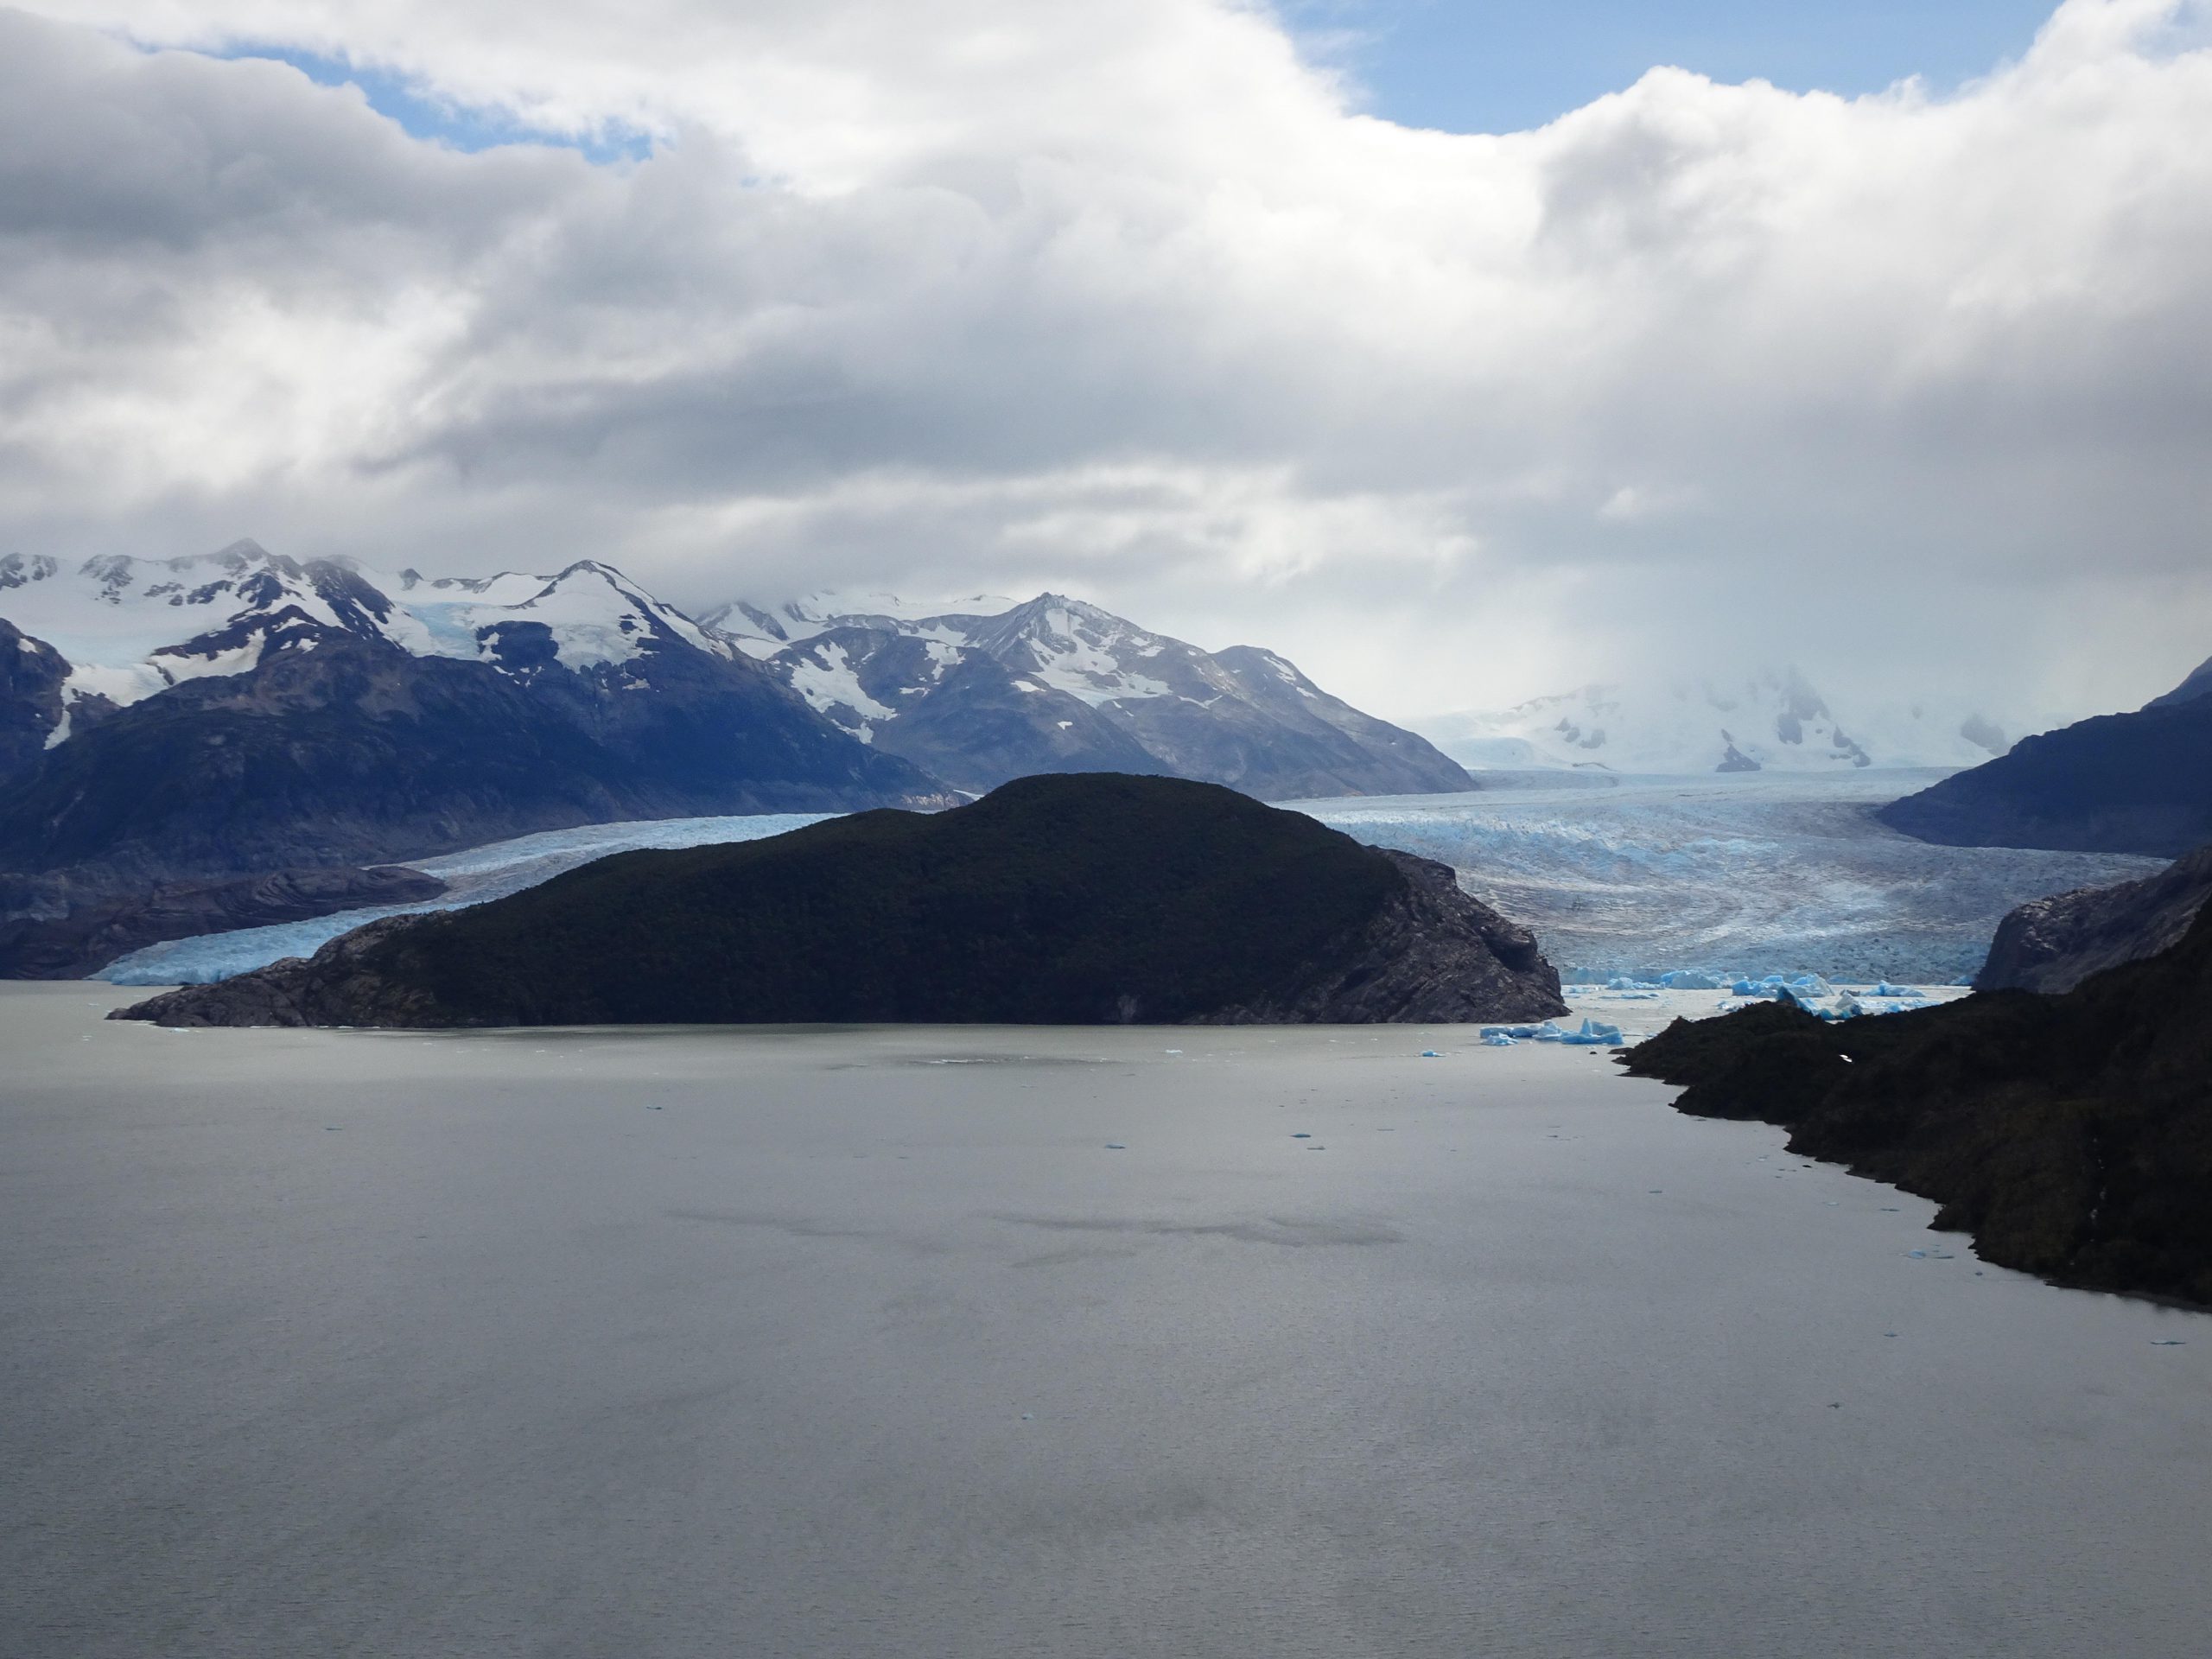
[[1420, 1049, 1441, 1058], [1659, 969, 1726, 989], [1483, 1033, 1517, 1047], [1557, 1018, 1627, 1046]]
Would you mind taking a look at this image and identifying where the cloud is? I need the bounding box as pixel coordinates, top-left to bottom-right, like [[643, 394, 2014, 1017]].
[[2, 0, 2209, 721]]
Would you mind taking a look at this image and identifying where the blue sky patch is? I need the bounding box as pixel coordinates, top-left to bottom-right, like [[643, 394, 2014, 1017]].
[[1286, 0, 2062, 133], [215, 44, 654, 163]]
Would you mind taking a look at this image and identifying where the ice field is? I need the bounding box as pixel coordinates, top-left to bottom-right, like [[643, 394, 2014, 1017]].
[[99, 770, 2164, 987], [1297, 770, 2164, 983]]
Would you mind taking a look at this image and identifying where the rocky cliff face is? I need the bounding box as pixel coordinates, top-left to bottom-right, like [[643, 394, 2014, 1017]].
[[0, 619, 70, 781], [0, 865, 449, 980], [1975, 843, 2212, 994], [114, 774, 1567, 1030], [1199, 851, 1562, 1024]]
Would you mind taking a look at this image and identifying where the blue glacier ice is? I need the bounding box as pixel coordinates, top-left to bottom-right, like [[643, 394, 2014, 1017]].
[[97, 813, 832, 984], [107, 768, 2171, 992], [1294, 770, 2164, 987]]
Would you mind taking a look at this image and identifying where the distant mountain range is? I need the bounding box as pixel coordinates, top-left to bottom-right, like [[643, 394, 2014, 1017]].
[[0, 544, 1467, 924], [1416, 671, 2016, 774], [1878, 658, 2212, 858], [703, 590, 1472, 800]]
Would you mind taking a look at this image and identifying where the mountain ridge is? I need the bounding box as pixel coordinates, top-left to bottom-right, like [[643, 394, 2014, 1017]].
[[1875, 660, 2212, 858], [705, 588, 1475, 799]]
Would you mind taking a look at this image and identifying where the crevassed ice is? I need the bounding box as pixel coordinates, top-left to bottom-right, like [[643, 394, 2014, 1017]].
[[1293, 770, 2164, 985]]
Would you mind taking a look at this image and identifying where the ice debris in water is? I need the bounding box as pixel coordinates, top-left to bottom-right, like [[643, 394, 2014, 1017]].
[[1479, 1018, 1636, 1048], [1420, 1049, 1441, 1058], [1600, 970, 1727, 994], [1703, 969, 1939, 1022]]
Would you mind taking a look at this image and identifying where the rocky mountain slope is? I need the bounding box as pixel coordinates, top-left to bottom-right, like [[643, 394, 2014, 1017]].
[[1620, 898, 2212, 1306], [708, 591, 1473, 798], [114, 774, 1567, 1028], [0, 544, 936, 886], [1975, 842, 2212, 994], [0, 865, 449, 980], [1419, 671, 2014, 774], [1875, 659, 2212, 857]]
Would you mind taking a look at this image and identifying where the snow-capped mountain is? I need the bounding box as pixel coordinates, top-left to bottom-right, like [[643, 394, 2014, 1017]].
[[0, 540, 728, 747], [0, 542, 933, 885], [701, 589, 1473, 799], [1414, 671, 2017, 775], [0, 543, 1476, 921]]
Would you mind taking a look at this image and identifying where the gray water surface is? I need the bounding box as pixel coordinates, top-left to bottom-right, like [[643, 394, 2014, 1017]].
[[3, 983, 2208, 1657]]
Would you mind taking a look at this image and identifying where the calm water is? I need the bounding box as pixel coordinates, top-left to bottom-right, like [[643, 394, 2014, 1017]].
[[4, 983, 2209, 1657]]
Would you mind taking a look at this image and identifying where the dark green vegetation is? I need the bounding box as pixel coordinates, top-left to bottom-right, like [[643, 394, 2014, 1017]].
[[1621, 904, 2212, 1305], [1877, 674, 2212, 857], [114, 773, 1566, 1029]]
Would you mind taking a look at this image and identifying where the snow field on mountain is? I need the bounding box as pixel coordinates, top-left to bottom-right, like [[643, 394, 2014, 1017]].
[[1417, 674, 2019, 774]]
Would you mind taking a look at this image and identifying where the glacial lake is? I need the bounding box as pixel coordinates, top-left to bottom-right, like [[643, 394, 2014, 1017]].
[[5, 982, 2209, 1657]]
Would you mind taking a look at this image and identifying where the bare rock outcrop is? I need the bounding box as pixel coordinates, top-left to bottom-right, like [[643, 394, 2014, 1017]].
[[1974, 842, 2212, 994]]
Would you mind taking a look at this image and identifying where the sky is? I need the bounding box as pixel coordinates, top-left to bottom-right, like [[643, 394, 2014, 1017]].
[[1, 0, 2209, 728], [1302, 2, 2066, 131]]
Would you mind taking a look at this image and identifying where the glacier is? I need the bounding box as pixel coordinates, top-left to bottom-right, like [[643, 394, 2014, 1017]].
[[98, 814, 831, 985], [100, 768, 2164, 989], [1294, 770, 2165, 985]]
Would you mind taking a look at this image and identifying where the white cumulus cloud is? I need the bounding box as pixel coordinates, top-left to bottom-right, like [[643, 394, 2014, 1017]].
[[2, 0, 2209, 723]]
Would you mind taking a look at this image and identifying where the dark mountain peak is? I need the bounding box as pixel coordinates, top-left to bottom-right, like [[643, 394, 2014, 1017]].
[[1877, 690, 2212, 857], [2147, 652, 2212, 711]]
